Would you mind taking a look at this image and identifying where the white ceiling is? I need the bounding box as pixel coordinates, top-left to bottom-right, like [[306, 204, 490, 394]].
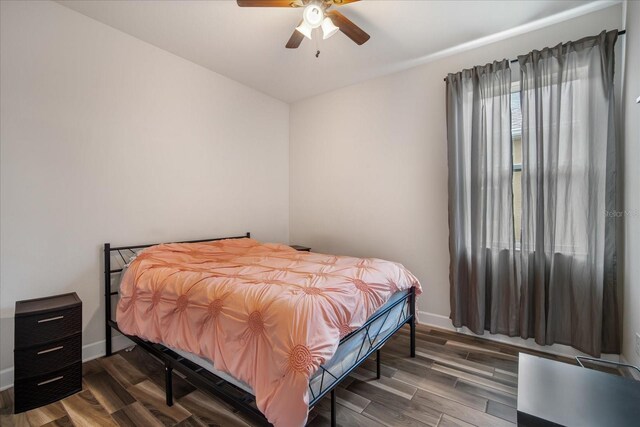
[[57, 0, 603, 103]]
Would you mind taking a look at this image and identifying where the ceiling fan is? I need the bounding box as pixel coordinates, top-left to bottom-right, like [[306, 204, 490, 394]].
[[237, 0, 370, 49]]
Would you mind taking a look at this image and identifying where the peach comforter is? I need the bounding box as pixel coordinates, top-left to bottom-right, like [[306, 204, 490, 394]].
[[116, 238, 421, 427]]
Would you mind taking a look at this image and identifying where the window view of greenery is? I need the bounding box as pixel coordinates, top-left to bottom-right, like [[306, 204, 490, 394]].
[[511, 91, 522, 244]]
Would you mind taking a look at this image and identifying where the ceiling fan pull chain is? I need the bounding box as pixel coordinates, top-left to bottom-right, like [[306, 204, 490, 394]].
[[315, 29, 321, 58]]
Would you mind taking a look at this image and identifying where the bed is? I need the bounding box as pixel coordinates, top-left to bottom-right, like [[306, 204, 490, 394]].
[[104, 233, 420, 427]]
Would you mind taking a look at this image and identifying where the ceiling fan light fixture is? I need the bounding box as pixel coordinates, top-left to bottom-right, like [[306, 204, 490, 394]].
[[237, 0, 370, 50], [295, 21, 313, 39], [321, 17, 339, 39], [302, 4, 323, 28]]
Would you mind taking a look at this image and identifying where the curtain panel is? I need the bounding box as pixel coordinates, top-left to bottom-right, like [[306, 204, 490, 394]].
[[518, 30, 619, 356], [446, 60, 520, 336]]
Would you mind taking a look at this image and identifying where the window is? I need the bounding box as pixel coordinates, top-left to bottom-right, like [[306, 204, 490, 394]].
[[510, 71, 592, 254], [511, 89, 522, 244]]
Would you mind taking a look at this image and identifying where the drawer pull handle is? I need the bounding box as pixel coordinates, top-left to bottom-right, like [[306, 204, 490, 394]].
[[37, 346, 64, 355], [37, 376, 64, 386], [37, 315, 64, 323]]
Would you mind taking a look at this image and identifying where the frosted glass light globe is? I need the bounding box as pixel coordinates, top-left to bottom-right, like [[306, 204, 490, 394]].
[[303, 4, 323, 29]]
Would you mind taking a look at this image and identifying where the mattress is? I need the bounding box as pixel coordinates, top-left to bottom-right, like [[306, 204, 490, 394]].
[[170, 289, 410, 397]]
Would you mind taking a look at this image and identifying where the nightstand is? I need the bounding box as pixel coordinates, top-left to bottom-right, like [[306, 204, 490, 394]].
[[14, 292, 82, 413], [290, 245, 311, 252]]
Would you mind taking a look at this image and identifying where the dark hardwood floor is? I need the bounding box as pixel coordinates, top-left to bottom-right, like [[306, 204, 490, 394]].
[[0, 324, 628, 427]]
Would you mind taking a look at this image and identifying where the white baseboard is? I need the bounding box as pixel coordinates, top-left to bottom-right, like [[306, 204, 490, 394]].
[[0, 369, 13, 392], [0, 334, 133, 391], [417, 310, 620, 362], [416, 310, 454, 329]]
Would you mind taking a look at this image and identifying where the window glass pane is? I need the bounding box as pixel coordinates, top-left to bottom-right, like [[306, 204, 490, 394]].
[[513, 170, 522, 243], [511, 91, 522, 140], [511, 90, 522, 243], [513, 136, 522, 166]]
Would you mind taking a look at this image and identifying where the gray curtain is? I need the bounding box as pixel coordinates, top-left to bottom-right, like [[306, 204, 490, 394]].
[[518, 30, 619, 356], [446, 60, 519, 336]]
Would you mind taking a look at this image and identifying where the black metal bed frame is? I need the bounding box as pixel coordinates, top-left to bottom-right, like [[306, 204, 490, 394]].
[[104, 233, 416, 426]]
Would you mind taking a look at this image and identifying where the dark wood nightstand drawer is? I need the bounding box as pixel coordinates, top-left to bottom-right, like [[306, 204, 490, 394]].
[[14, 362, 82, 413], [15, 306, 81, 348], [14, 333, 81, 380]]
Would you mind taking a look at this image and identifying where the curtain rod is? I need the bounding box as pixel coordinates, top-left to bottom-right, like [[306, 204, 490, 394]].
[[443, 29, 626, 82]]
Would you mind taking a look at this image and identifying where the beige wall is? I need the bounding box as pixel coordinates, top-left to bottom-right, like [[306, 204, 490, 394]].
[[0, 0, 289, 387], [290, 4, 624, 352], [622, 0, 640, 367]]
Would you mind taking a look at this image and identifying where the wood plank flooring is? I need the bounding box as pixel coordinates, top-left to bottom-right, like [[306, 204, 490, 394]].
[[0, 324, 627, 426]]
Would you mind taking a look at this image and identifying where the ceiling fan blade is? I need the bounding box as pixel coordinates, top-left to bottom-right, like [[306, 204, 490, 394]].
[[330, 0, 360, 6], [286, 22, 305, 49], [326, 10, 370, 45], [237, 0, 303, 7]]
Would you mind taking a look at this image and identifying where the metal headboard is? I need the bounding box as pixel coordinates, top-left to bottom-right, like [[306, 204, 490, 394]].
[[103, 232, 251, 355]]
